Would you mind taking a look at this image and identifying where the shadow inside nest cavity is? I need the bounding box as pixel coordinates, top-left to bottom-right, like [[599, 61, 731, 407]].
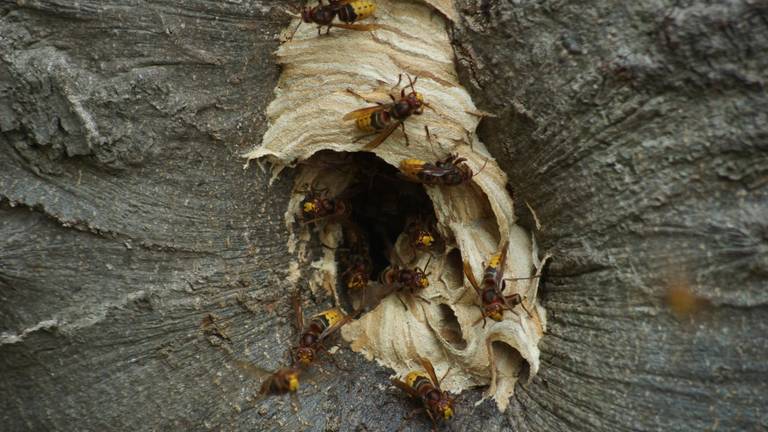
[[491, 340, 530, 383], [298, 150, 439, 314], [437, 303, 468, 350]]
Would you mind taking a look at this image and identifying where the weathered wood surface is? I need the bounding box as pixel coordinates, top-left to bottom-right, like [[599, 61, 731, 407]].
[[451, 1, 768, 430], [1, 0, 766, 431]]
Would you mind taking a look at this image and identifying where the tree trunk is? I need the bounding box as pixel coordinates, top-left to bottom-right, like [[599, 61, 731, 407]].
[[1, 1, 766, 431]]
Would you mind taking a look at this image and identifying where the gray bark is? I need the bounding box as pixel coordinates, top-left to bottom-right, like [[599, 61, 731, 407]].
[[1, 1, 766, 431], [451, 1, 768, 431]]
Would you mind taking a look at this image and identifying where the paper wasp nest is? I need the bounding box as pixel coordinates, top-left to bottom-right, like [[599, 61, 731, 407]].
[[245, 0, 547, 411]]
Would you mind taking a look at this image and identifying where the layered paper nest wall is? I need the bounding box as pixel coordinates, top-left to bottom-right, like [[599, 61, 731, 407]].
[[245, 0, 547, 411]]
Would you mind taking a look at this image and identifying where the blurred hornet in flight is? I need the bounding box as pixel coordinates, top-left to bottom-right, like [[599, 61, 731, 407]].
[[233, 360, 301, 399]]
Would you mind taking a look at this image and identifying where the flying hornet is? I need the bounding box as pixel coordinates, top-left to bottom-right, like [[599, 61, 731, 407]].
[[344, 74, 431, 150], [233, 360, 301, 399], [380, 256, 432, 309]]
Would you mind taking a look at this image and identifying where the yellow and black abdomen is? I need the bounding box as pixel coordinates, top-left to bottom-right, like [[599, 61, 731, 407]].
[[338, 0, 376, 23], [399, 159, 426, 180], [482, 252, 503, 283], [488, 252, 503, 270], [312, 308, 344, 332], [405, 371, 434, 394], [356, 110, 390, 132]]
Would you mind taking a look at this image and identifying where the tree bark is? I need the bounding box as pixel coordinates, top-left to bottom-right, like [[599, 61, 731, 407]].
[[1, 1, 766, 431], [451, 1, 768, 430]]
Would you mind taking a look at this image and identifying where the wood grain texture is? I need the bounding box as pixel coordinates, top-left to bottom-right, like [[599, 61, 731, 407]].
[[1, 0, 766, 431], [452, 0, 768, 430]]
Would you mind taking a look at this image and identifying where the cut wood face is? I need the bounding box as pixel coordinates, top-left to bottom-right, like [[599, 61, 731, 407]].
[[246, 0, 548, 411]]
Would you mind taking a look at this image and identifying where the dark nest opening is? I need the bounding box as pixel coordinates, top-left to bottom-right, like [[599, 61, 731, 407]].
[[315, 151, 437, 312]]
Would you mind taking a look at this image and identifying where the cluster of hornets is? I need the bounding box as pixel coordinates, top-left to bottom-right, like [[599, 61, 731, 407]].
[[239, 1, 539, 430]]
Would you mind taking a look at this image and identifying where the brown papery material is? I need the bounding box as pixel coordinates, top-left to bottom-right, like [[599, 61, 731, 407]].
[[245, 0, 547, 411]]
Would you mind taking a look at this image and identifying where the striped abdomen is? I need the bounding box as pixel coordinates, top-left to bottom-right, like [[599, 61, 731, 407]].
[[337, 0, 376, 23], [405, 371, 437, 397], [261, 368, 299, 395], [398, 159, 467, 186], [400, 159, 426, 180], [300, 309, 343, 347], [482, 252, 503, 285], [401, 368, 454, 420], [356, 110, 391, 132]]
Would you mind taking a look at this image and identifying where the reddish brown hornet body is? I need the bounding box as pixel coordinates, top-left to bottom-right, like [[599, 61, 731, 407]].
[[344, 74, 430, 150], [392, 357, 455, 430], [380, 255, 432, 309], [339, 222, 373, 291], [258, 367, 301, 395], [295, 0, 378, 36], [233, 360, 301, 398], [399, 154, 486, 186], [294, 305, 354, 367], [297, 183, 350, 224], [405, 218, 437, 252], [380, 258, 431, 295], [464, 242, 534, 327]]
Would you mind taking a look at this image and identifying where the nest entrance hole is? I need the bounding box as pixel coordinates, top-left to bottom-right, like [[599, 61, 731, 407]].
[[303, 151, 438, 311], [346, 153, 432, 276]]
